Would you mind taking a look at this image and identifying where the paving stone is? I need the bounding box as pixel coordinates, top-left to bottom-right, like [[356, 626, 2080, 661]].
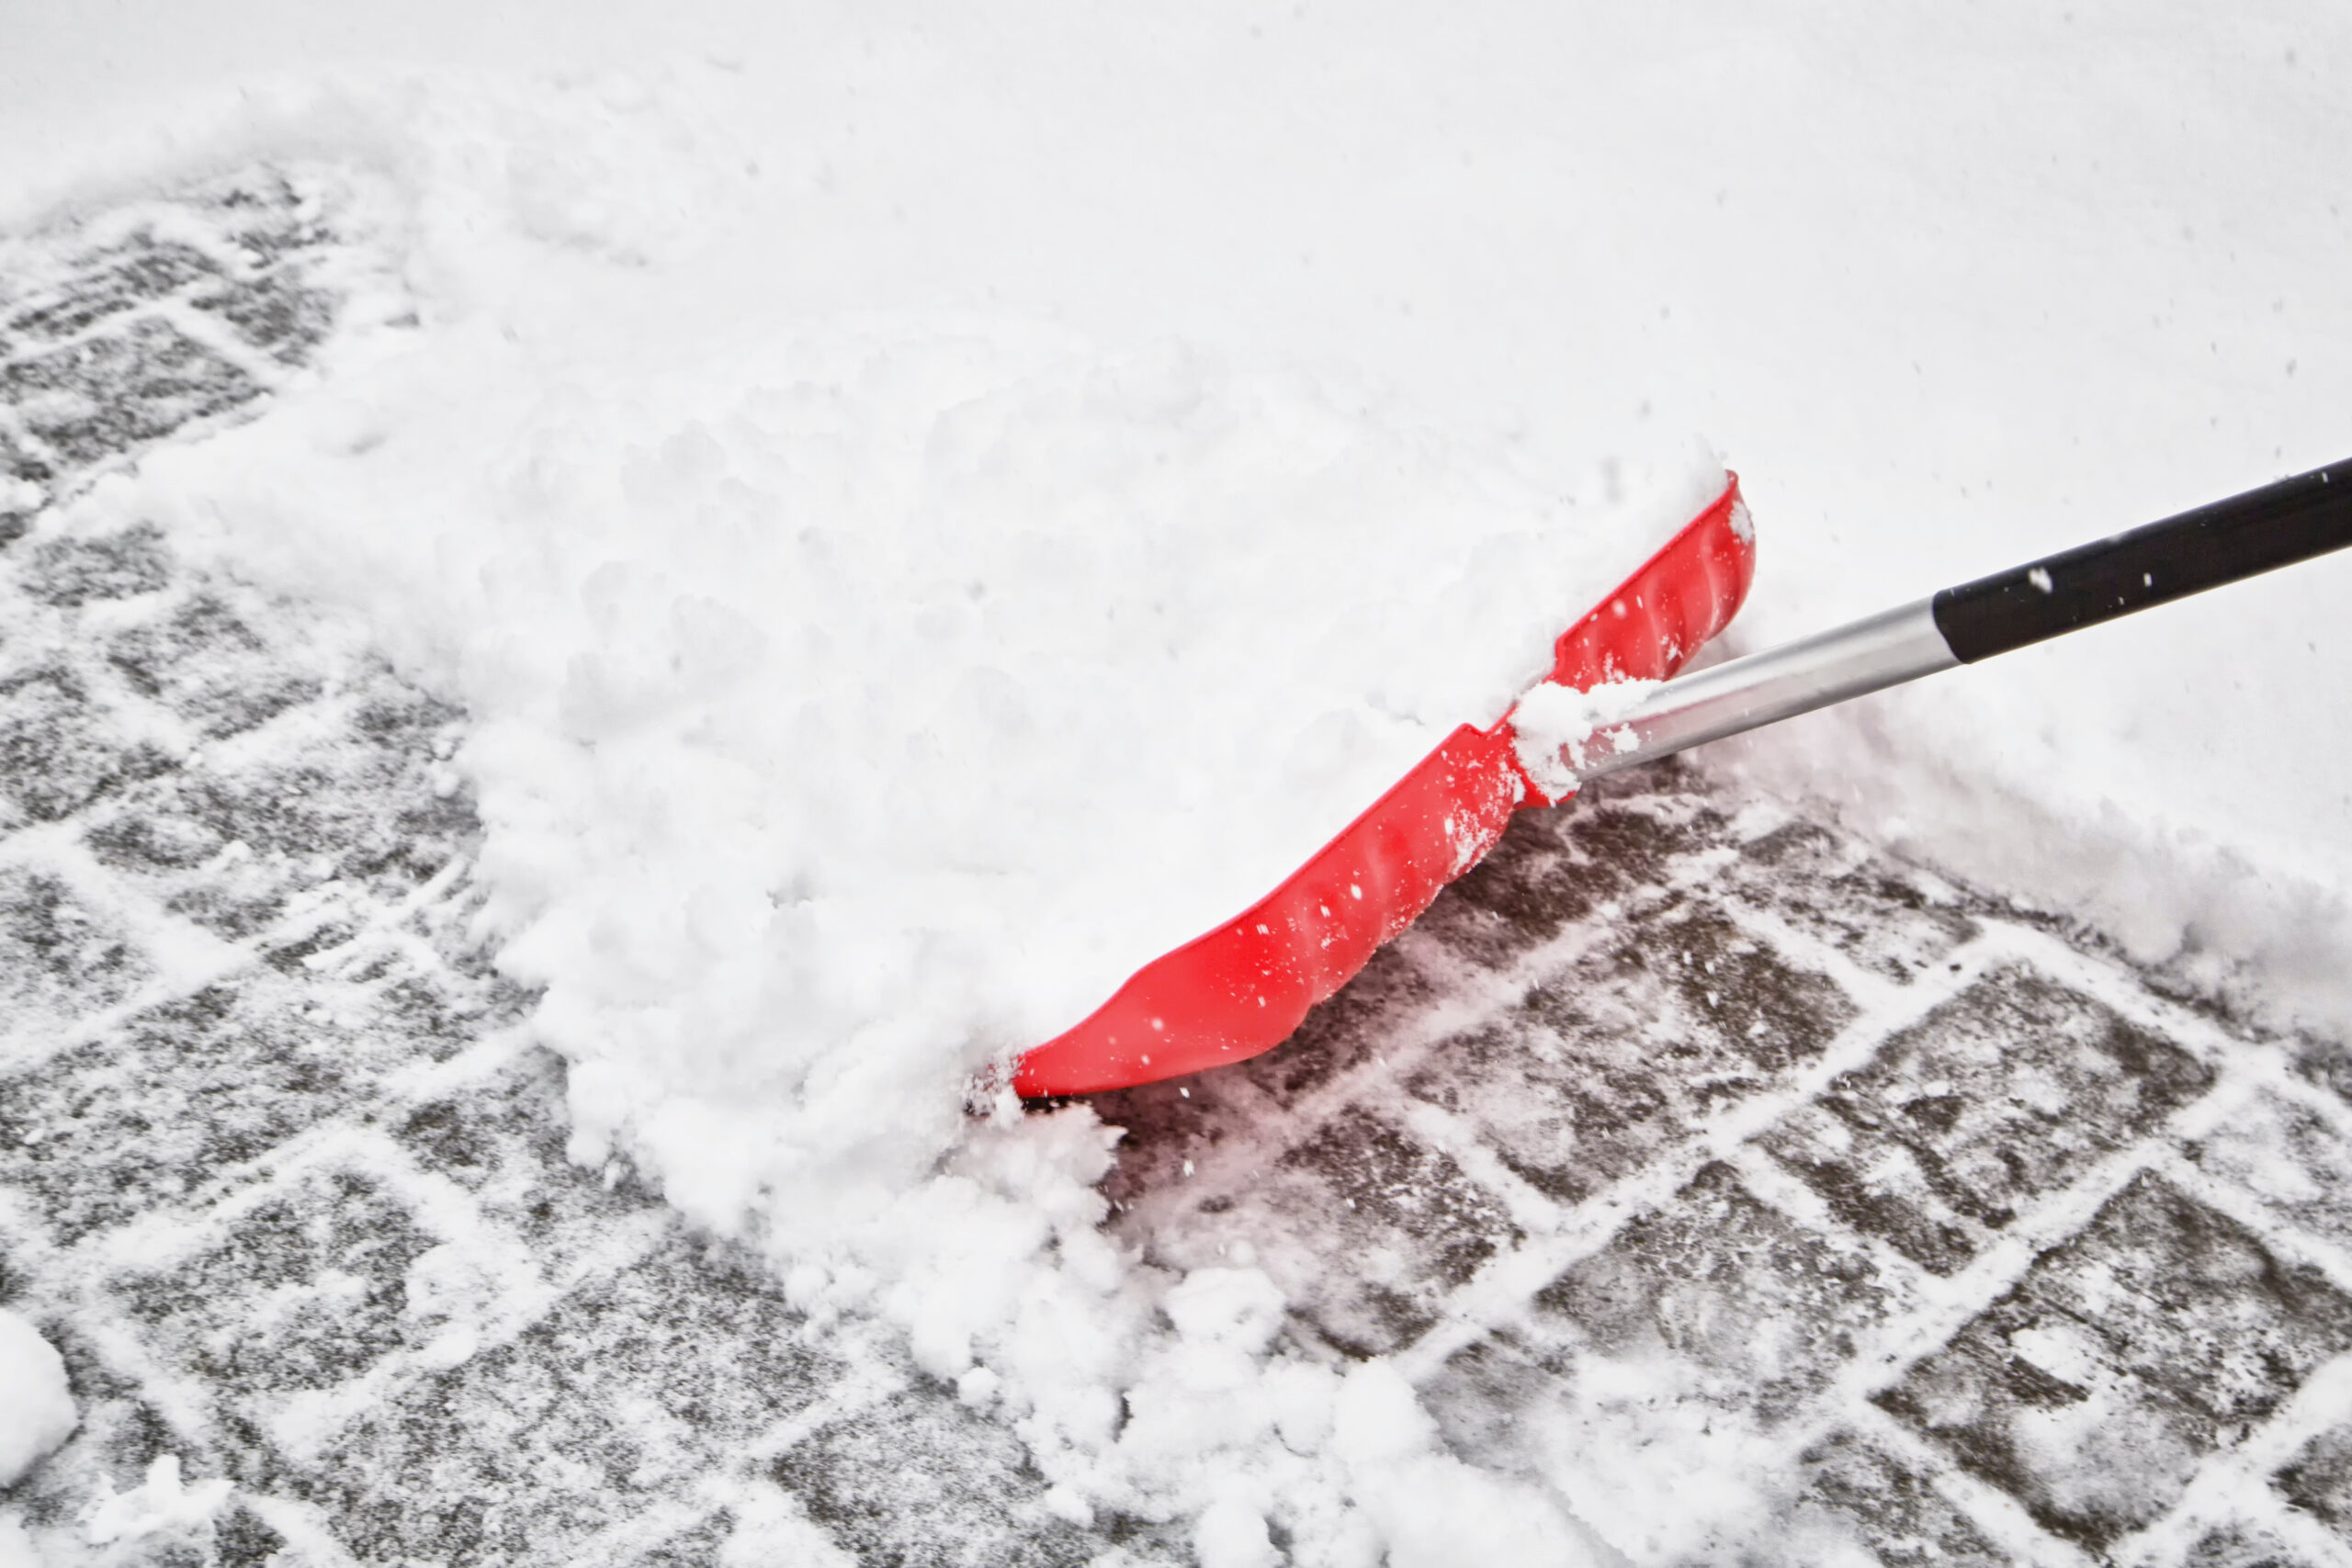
[[110, 1163, 440, 1398], [0, 316, 264, 468], [1416, 1165, 1906, 1562], [1140, 1104, 1524, 1358], [1719, 814, 1983, 986], [1785, 1429, 2010, 1568], [2181, 1522, 2313, 1568], [0, 863, 152, 1032], [1760, 964, 2216, 1274], [18, 519, 176, 608], [81, 685, 474, 939], [209, 1502, 293, 1568], [3, 236, 224, 344], [390, 1048, 668, 1269], [191, 265, 336, 367], [1880, 1171, 2352, 1551], [1233, 939, 1437, 1109], [106, 590, 325, 740], [1093, 1062, 1290, 1215], [1531, 1160, 1899, 1422], [0, 660, 178, 825], [629, 1509, 734, 1567], [1, 1312, 231, 1534], [2292, 1032, 2352, 1116], [207, 176, 337, 269], [0, 980, 400, 1246], [771, 1389, 1108, 1568], [1405, 900, 1856, 1204], [279, 1237, 846, 1566], [1410, 777, 1723, 970], [2277, 1421, 2352, 1544], [2185, 1090, 2352, 1256]]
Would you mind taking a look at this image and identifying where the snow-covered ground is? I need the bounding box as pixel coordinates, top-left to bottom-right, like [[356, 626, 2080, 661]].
[[3, 5, 2349, 1565]]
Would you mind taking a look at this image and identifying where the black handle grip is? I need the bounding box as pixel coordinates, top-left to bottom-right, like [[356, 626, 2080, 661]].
[[1930, 457, 2352, 664]]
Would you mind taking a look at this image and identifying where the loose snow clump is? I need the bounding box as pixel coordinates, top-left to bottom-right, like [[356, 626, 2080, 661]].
[[0, 1310, 74, 1489]]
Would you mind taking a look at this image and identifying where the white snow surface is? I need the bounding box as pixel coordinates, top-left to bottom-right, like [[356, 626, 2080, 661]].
[[1511, 677, 1666, 800], [83, 1455, 233, 1547], [0, 1310, 75, 1489], [31, 63, 1715, 1227], [8, 2, 2352, 1559]]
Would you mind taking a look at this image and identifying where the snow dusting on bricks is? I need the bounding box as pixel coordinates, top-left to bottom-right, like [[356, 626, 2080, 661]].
[[6, 111, 2352, 1568]]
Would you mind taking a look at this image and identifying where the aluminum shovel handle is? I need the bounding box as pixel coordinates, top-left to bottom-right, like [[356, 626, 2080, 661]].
[[1566, 456, 2352, 784]]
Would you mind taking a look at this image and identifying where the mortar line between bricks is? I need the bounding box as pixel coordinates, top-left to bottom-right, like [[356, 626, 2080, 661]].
[[1161, 818, 1920, 1233], [1841, 1399, 2099, 1568], [147, 293, 304, 390], [2110, 1353, 2352, 1568], [0, 258, 279, 364], [6, 245, 310, 372], [1114, 908, 1655, 1221], [554, 1495, 717, 1568], [1613, 1104, 2220, 1560], [0, 818, 247, 996], [50, 1112, 678, 1477], [2146, 1146, 2352, 1306], [31, 585, 220, 754], [1387, 1095, 1574, 1239], [80, 1105, 671, 1329], [1718, 1136, 1939, 1303], [738, 1336, 910, 1466], [1794, 1073, 2243, 1422], [1697, 871, 1923, 1012], [1417, 934, 2260, 1548], [1393, 925, 2004, 1384], [2, 389, 282, 519], [0, 835, 483, 1087], [2229, 1035, 2352, 1153], [59, 1291, 239, 1462], [235, 1494, 369, 1568], [2186, 1481, 2352, 1568], [1969, 917, 2263, 1061]]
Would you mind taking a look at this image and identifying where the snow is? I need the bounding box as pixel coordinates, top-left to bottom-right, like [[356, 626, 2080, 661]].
[[6, 0, 2351, 1559], [82, 1454, 233, 1547], [1511, 676, 1664, 800], [0, 1310, 74, 1488]]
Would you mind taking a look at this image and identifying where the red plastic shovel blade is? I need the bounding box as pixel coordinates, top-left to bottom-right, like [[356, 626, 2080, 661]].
[[1012, 475, 1757, 1098]]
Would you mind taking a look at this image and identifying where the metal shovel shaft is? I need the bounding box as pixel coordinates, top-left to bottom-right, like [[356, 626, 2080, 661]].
[[1563, 456, 2352, 784]]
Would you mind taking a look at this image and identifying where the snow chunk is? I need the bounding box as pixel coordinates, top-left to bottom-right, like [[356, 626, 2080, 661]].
[[85, 1455, 232, 1546], [1164, 1269, 1287, 1355], [1510, 676, 1662, 799], [0, 1310, 74, 1488], [1193, 1495, 1281, 1568]]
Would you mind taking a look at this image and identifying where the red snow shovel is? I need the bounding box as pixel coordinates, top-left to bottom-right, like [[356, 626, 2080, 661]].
[[1014, 457, 2352, 1099]]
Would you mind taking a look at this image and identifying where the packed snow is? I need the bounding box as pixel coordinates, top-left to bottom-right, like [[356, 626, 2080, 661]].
[[1511, 675, 1665, 800], [81, 1455, 233, 1547], [0, 1310, 74, 1489], [6, 1, 2350, 1560]]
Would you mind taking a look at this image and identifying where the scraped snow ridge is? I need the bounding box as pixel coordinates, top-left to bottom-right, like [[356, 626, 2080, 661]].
[[43, 70, 1712, 1556]]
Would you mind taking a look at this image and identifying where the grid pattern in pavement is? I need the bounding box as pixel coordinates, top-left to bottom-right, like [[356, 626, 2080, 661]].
[[5, 166, 2351, 1567]]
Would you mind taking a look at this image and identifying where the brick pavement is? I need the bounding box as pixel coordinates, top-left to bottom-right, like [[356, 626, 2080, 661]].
[[5, 167, 2351, 1566]]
